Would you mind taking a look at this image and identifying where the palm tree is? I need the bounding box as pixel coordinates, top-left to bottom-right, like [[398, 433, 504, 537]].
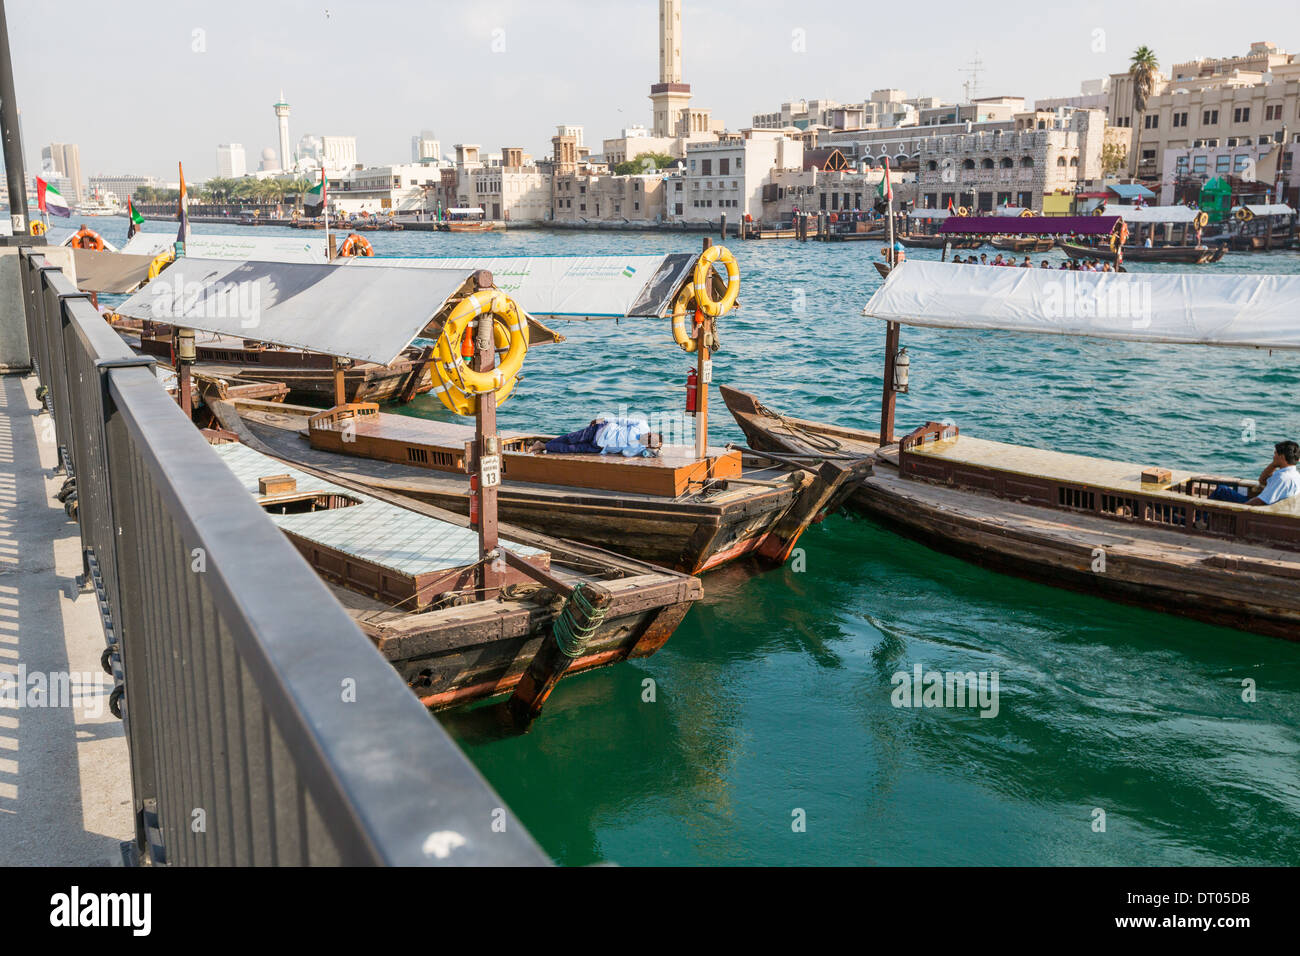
[[1128, 46, 1160, 179]]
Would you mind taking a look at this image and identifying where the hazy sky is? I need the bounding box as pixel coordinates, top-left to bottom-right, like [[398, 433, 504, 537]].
[[7, 0, 1300, 181]]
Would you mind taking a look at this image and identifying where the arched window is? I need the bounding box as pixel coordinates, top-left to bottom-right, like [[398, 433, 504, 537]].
[[1056, 156, 1066, 167], [982, 158, 994, 169], [963, 158, 976, 169], [1069, 156, 1079, 167], [1020, 156, 1034, 168], [927, 160, 938, 171], [1000, 157, 1013, 168]]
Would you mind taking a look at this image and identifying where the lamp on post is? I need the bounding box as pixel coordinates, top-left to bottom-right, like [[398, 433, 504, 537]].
[[176, 327, 196, 417]]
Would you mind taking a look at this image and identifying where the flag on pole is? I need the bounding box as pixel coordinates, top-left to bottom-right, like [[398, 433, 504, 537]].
[[36, 178, 71, 218], [127, 198, 145, 239], [176, 162, 190, 246], [303, 175, 326, 217], [876, 158, 893, 203]]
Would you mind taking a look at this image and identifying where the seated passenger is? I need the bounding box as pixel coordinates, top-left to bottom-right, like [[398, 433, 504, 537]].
[[1209, 441, 1300, 506], [529, 416, 663, 458]]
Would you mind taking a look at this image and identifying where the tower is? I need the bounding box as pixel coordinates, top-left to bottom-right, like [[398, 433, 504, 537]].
[[649, 0, 691, 137], [273, 91, 291, 172]]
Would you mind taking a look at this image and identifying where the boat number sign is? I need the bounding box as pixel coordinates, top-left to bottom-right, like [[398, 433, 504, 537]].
[[480, 454, 501, 488]]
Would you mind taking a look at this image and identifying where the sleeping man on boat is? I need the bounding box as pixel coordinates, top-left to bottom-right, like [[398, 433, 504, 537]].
[[1209, 440, 1300, 506], [528, 415, 663, 458]]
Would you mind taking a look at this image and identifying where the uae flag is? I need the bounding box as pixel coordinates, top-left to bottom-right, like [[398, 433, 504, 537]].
[[303, 176, 326, 217], [876, 158, 893, 203], [127, 198, 145, 239], [176, 162, 190, 245], [36, 178, 71, 218]]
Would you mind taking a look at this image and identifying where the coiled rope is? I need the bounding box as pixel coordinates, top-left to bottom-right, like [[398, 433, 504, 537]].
[[552, 584, 609, 658]]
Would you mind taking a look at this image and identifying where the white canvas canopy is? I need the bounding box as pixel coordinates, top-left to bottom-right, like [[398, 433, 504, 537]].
[[345, 253, 697, 319], [114, 258, 473, 365], [862, 260, 1300, 350], [120, 231, 327, 263], [1235, 204, 1295, 217], [909, 208, 950, 219], [1115, 206, 1200, 223]]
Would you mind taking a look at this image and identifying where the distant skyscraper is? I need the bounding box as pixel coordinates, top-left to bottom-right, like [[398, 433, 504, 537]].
[[273, 91, 291, 172], [216, 143, 247, 178], [320, 135, 357, 175], [412, 130, 440, 163], [41, 143, 83, 202]]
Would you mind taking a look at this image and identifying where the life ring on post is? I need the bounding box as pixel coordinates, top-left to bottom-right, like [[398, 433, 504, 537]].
[[70, 226, 104, 250], [147, 251, 174, 280], [692, 244, 740, 317], [1194, 211, 1209, 228], [956, 206, 969, 217], [1234, 207, 1254, 223], [431, 289, 528, 416], [29, 221, 46, 236], [670, 284, 700, 353], [1019, 208, 1035, 217], [337, 232, 374, 257]]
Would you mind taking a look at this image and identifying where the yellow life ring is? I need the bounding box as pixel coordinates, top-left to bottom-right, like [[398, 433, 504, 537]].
[[956, 206, 969, 217], [692, 244, 740, 317], [1109, 233, 1120, 253], [29, 220, 46, 236], [337, 232, 374, 257], [431, 289, 528, 416], [1234, 207, 1254, 223], [1019, 209, 1035, 217], [147, 251, 174, 280], [1194, 211, 1209, 228], [670, 284, 699, 353]]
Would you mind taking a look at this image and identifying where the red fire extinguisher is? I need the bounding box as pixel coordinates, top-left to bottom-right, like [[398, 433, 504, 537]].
[[469, 474, 480, 526], [685, 367, 698, 415]]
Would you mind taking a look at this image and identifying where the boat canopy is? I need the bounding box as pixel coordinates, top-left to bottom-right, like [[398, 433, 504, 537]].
[[939, 215, 1120, 236], [445, 207, 484, 215], [344, 253, 699, 320], [861, 260, 1300, 350], [121, 231, 327, 263], [1108, 183, 1156, 200], [1114, 206, 1200, 223], [71, 249, 160, 294], [1234, 203, 1296, 217], [909, 208, 950, 219], [115, 258, 484, 365]]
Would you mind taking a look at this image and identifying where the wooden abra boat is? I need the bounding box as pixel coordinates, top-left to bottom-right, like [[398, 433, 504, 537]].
[[899, 235, 982, 250], [722, 385, 1300, 640], [208, 439, 700, 719], [723, 260, 1300, 640], [212, 398, 869, 575], [989, 237, 1055, 253], [1059, 240, 1225, 264]]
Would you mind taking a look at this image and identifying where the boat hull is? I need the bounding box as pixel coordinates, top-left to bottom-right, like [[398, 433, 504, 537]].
[[1059, 240, 1225, 264]]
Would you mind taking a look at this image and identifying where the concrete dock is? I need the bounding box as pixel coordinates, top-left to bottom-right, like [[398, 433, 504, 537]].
[[0, 372, 133, 865]]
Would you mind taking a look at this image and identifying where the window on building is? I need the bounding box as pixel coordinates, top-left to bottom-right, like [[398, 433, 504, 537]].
[[701, 159, 712, 174], [1056, 156, 1066, 166], [999, 157, 1013, 168], [1192, 156, 1207, 173], [819, 193, 827, 210], [996, 191, 1011, 206], [1172, 111, 1188, 127], [1265, 104, 1282, 121], [719, 158, 729, 174], [634, 201, 639, 211], [1227, 137, 1238, 147], [1234, 154, 1252, 172], [1143, 114, 1159, 129], [962, 158, 975, 169], [580, 203, 586, 211], [1020, 156, 1034, 168], [1233, 107, 1250, 124], [675, 203, 683, 215], [1175, 156, 1188, 174], [1070, 156, 1079, 167], [1203, 109, 1219, 125], [1141, 149, 1156, 161], [1215, 155, 1230, 173], [927, 160, 938, 171]]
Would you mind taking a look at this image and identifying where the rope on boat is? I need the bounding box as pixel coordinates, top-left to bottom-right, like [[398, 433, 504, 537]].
[[753, 399, 846, 453], [552, 584, 609, 658]]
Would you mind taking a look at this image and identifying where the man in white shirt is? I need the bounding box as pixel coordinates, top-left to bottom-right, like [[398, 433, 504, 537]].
[[1209, 441, 1300, 506]]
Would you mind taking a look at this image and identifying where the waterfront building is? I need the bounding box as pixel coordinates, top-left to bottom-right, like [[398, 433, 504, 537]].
[[87, 173, 158, 205], [761, 165, 913, 222], [753, 91, 952, 132], [672, 128, 803, 223], [273, 92, 292, 172], [551, 171, 665, 224], [913, 109, 1105, 213], [216, 143, 247, 179], [1105, 41, 1300, 206], [257, 146, 280, 173], [333, 162, 442, 216], [41, 142, 83, 202], [320, 135, 358, 176], [1035, 78, 1110, 113]]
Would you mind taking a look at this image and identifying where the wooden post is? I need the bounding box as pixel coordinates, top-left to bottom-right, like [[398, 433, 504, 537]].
[[880, 320, 899, 447], [327, 231, 337, 260], [471, 270, 503, 597], [695, 237, 712, 463], [332, 357, 347, 406], [720, 213, 727, 240]]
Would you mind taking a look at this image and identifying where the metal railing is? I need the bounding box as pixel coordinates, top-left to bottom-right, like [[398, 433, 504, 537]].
[[16, 248, 546, 866]]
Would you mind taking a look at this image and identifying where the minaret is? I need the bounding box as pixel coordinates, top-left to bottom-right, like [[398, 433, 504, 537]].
[[273, 91, 291, 172], [649, 0, 691, 137]]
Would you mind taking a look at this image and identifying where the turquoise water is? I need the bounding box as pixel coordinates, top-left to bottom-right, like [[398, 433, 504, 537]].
[[92, 218, 1300, 865]]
